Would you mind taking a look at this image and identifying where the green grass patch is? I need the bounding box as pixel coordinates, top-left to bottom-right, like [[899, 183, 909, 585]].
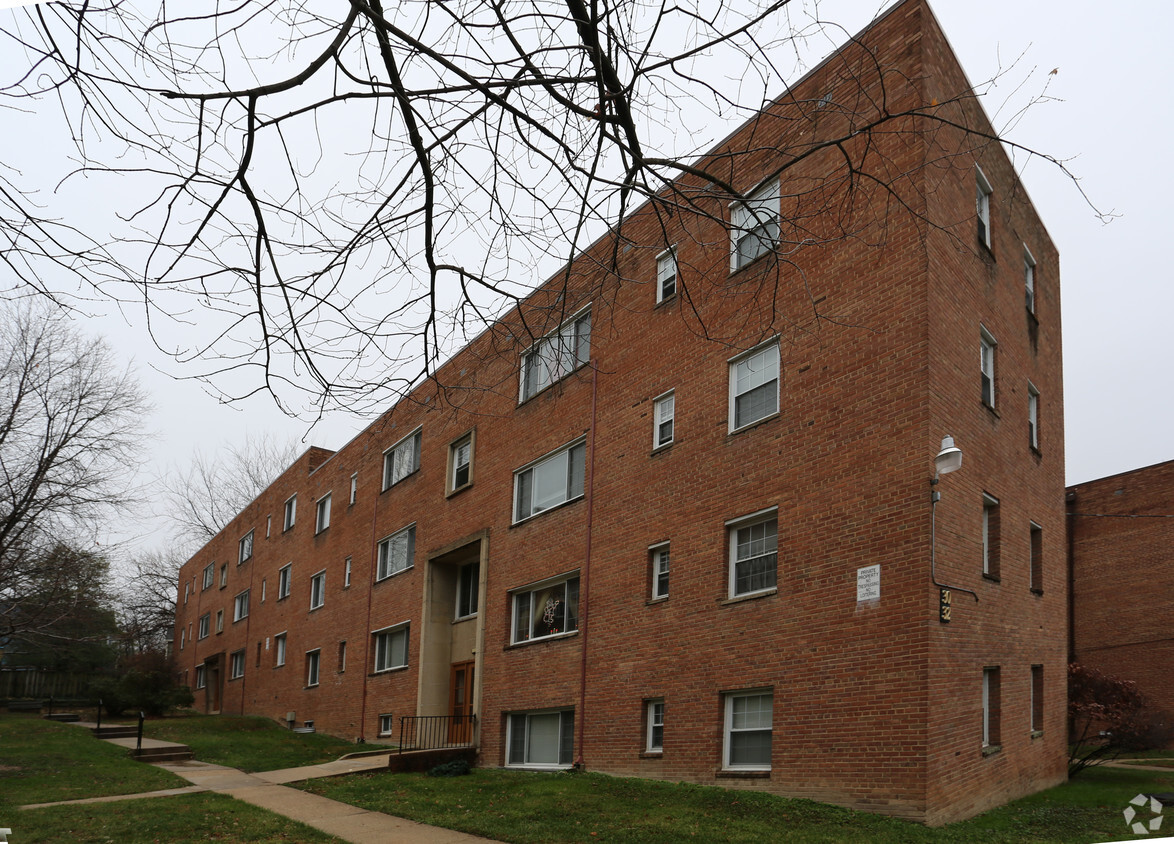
[[142, 714, 362, 772], [0, 714, 184, 809], [300, 764, 1174, 844], [11, 792, 340, 843]]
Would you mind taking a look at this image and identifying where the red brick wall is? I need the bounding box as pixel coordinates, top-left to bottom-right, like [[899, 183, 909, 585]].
[[173, 0, 1066, 824], [1070, 460, 1174, 720]]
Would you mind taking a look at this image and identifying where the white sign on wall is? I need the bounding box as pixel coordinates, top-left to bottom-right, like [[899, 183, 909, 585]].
[[857, 565, 881, 602]]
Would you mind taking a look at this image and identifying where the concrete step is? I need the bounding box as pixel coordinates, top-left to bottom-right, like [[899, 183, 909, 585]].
[[131, 745, 194, 762], [93, 725, 139, 738], [43, 712, 81, 722]]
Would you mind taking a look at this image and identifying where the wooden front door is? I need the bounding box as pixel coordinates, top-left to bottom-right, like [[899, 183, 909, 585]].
[[448, 661, 475, 743], [207, 662, 221, 714]]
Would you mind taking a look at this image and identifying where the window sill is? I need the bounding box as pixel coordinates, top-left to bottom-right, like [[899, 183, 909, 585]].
[[305, 684, 319, 690], [314, 528, 329, 537], [721, 588, 777, 607], [375, 565, 414, 584], [650, 441, 674, 457], [510, 493, 584, 528], [369, 666, 408, 677], [982, 573, 1000, 584], [728, 411, 779, 438], [981, 402, 1000, 420], [654, 292, 677, 309], [453, 613, 477, 624], [982, 744, 1001, 757], [1030, 730, 1044, 740], [646, 596, 668, 606], [716, 769, 770, 779], [309, 605, 323, 613], [445, 482, 473, 500], [1030, 587, 1044, 596], [1030, 445, 1042, 458], [640, 751, 664, 759], [506, 630, 579, 649]]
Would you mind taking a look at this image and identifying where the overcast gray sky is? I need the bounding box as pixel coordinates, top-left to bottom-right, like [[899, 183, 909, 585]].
[[2, 0, 1170, 556]]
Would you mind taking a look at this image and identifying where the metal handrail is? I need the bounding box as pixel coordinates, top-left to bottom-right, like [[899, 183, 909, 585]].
[[398, 714, 476, 754]]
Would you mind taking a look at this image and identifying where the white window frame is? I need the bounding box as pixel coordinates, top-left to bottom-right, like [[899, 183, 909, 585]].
[[315, 494, 332, 534], [646, 700, 665, 753], [450, 432, 474, 493], [730, 178, 780, 271], [519, 308, 592, 402], [309, 570, 326, 610], [1028, 383, 1040, 450], [275, 632, 287, 667], [650, 543, 670, 600], [195, 664, 206, 689], [456, 561, 480, 620], [219, 563, 227, 588], [976, 166, 993, 249], [278, 564, 292, 600], [215, 609, 224, 633], [506, 709, 575, 769], [376, 524, 416, 581], [729, 342, 780, 432], [728, 509, 779, 598], [653, 391, 675, 448], [184, 582, 190, 605], [656, 246, 677, 302], [229, 650, 245, 680], [349, 473, 358, 506], [513, 438, 586, 523], [373, 624, 409, 673], [379, 713, 394, 737], [179, 627, 185, 650], [980, 327, 996, 409], [511, 572, 580, 644], [723, 690, 773, 770], [306, 649, 321, 688], [382, 428, 421, 490], [1024, 245, 1036, 313], [202, 564, 214, 590], [344, 556, 352, 588], [198, 613, 210, 640], [266, 514, 271, 538], [982, 667, 1000, 748], [283, 495, 297, 531], [233, 589, 250, 622], [338, 640, 347, 673], [238, 529, 254, 564]]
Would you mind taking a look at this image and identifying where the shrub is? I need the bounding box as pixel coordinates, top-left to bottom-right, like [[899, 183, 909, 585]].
[[427, 758, 471, 777], [89, 654, 194, 717]]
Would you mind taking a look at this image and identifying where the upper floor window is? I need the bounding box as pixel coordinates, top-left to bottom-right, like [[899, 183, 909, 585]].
[[512, 573, 580, 644], [377, 524, 415, 580], [383, 429, 421, 490], [278, 563, 292, 599], [274, 633, 287, 667], [219, 563, 228, 588], [656, 247, 677, 302], [980, 327, 996, 409], [730, 178, 779, 271], [1028, 383, 1040, 450], [456, 561, 480, 619], [514, 439, 586, 523], [306, 649, 321, 688], [230, 650, 245, 680], [238, 530, 254, 564], [344, 556, 352, 588], [650, 543, 670, 600], [520, 309, 591, 402], [283, 495, 297, 531], [202, 563, 214, 590], [728, 510, 778, 598], [349, 473, 357, 505], [233, 589, 250, 622], [1030, 522, 1043, 594], [198, 613, 210, 639], [449, 432, 474, 493], [982, 493, 1001, 579], [976, 166, 993, 249], [373, 624, 409, 673], [309, 570, 325, 610], [653, 391, 675, 448], [315, 494, 332, 534], [1024, 246, 1036, 313], [729, 342, 779, 431], [982, 667, 1001, 749], [1031, 665, 1044, 734]]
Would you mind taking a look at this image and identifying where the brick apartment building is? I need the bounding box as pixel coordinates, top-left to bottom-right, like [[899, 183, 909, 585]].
[[173, 0, 1067, 824], [1069, 460, 1174, 719]]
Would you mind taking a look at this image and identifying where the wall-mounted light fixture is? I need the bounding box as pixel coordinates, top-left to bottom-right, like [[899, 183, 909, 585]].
[[931, 435, 978, 622]]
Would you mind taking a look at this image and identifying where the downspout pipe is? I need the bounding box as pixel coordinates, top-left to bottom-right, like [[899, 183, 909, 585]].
[[575, 360, 599, 768]]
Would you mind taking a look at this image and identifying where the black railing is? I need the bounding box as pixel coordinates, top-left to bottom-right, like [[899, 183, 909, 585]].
[[398, 714, 476, 754]]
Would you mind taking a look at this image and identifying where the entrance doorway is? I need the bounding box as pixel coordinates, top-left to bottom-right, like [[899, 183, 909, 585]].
[[448, 660, 474, 743]]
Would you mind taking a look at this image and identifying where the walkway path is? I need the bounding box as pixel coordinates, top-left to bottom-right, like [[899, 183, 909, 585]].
[[22, 724, 502, 844]]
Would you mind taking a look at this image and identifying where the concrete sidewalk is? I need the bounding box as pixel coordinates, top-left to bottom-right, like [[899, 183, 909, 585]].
[[24, 722, 502, 844]]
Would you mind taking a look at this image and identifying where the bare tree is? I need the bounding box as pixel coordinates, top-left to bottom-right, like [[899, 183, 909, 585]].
[[0, 1, 1094, 415], [0, 302, 148, 639], [159, 433, 301, 547], [116, 548, 183, 655]]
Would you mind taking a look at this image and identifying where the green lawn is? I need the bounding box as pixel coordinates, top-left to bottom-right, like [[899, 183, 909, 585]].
[[0, 715, 183, 808], [300, 764, 1174, 844], [142, 713, 363, 772], [8, 793, 340, 843]]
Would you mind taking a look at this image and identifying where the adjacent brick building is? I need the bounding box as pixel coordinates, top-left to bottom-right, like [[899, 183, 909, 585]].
[[173, 0, 1067, 824], [1069, 460, 1174, 720]]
